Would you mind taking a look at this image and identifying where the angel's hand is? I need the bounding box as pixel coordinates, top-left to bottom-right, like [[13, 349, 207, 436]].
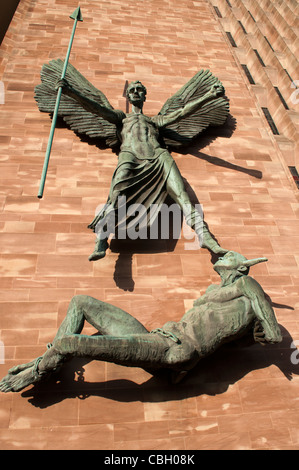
[[56, 78, 72, 94], [209, 83, 224, 98]]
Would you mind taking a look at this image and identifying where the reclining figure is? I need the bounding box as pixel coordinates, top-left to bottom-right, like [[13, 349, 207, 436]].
[[0, 251, 282, 392]]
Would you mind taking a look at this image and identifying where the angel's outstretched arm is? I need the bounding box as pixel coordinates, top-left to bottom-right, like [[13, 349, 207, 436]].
[[157, 83, 224, 128], [57, 79, 123, 125]]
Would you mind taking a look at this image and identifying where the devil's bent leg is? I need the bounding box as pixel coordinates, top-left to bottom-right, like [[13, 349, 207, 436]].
[[54, 295, 148, 341], [37, 296, 149, 375]]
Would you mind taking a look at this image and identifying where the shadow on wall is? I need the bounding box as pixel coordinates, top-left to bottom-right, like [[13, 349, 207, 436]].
[[0, 1, 20, 45]]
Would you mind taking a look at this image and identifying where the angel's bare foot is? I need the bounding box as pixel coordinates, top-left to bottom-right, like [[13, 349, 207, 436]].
[[201, 232, 228, 254], [208, 244, 228, 255], [88, 238, 109, 262], [89, 250, 106, 261]]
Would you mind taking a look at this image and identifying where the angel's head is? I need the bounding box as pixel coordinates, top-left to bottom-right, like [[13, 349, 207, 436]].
[[126, 81, 147, 106]]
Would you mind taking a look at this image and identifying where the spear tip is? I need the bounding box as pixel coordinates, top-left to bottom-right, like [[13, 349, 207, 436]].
[[70, 6, 83, 22]]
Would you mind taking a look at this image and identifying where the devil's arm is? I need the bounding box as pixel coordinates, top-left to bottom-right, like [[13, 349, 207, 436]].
[[238, 276, 282, 343]]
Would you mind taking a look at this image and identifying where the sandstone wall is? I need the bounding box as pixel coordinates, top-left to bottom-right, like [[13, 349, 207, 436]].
[[0, 0, 298, 450]]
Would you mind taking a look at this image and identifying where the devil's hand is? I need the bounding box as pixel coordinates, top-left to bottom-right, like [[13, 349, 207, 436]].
[[253, 320, 267, 346]]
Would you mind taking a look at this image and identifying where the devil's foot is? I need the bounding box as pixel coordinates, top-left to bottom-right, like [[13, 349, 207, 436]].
[[0, 362, 44, 393], [3, 360, 36, 376]]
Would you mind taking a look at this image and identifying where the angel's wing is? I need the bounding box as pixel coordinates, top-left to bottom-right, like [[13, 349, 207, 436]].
[[156, 69, 229, 148], [34, 59, 120, 148]]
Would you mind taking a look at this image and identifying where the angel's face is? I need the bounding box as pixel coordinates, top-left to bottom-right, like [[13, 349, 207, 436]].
[[127, 81, 146, 106]]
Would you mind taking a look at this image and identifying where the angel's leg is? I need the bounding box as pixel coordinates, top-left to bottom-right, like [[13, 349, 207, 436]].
[[89, 159, 133, 261], [165, 162, 227, 254], [89, 208, 115, 261]]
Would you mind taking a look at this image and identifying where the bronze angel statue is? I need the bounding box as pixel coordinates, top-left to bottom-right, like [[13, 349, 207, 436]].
[[35, 60, 230, 260]]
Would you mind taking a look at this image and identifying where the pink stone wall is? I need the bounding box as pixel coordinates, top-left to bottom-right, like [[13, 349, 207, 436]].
[[0, 0, 298, 450]]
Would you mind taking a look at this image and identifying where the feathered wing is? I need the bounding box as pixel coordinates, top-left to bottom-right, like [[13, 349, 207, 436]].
[[156, 69, 229, 147], [34, 59, 120, 148]]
